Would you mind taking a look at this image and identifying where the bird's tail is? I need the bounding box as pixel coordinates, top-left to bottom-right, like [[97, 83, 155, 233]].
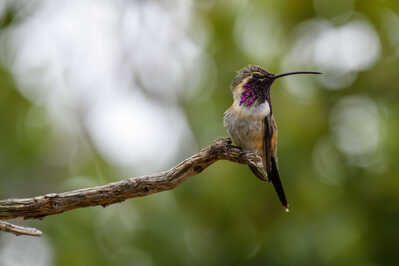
[[269, 156, 289, 212]]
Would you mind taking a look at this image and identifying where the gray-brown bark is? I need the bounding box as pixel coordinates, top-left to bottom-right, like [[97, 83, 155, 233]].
[[0, 137, 261, 237], [0, 221, 42, 236]]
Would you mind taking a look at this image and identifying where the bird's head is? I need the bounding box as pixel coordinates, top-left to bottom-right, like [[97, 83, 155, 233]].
[[231, 65, 321, 111]]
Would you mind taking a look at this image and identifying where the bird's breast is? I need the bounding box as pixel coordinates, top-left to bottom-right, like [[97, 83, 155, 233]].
[[232, 101, 270, 119], [224, 105, 266, 154]]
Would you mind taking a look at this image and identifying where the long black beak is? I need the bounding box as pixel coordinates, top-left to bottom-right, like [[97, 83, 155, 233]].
[[273, 71, 322, 79]]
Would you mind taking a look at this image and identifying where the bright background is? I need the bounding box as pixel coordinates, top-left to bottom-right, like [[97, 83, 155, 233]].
[[0, 0, 398, 265]]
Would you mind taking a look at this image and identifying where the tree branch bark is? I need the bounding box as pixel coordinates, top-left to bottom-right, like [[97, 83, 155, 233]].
[[0, 221, 42, 236], [0, 137, 261, 237]]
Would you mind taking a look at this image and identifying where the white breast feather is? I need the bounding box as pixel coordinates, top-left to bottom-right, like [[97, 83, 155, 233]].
[[233, 101, 270, 119]]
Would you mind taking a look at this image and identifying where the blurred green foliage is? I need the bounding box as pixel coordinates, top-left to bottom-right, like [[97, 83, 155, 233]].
[[1, 1, 399, 266]]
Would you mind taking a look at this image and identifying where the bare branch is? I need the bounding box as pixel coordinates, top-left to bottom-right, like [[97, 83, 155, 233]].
[[0, 138, 261, 235], [0, 221, 42, 237]]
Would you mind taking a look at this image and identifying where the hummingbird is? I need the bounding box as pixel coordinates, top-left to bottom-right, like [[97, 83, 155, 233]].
[[224, 65, 321, 211]]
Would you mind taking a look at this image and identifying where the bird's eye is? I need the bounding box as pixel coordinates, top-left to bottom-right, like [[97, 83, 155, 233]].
[[252, 73, 263, 79]]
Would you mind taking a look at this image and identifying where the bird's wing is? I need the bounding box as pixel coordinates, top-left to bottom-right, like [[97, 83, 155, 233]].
[[264, 115, 289, 211]]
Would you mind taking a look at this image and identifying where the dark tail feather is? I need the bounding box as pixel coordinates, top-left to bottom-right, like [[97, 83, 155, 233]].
[[248, 165, 268, 182], [269, 157, 289, 211]]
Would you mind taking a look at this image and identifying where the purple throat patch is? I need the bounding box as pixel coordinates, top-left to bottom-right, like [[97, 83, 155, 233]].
[[240, 85, 257, 106]]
